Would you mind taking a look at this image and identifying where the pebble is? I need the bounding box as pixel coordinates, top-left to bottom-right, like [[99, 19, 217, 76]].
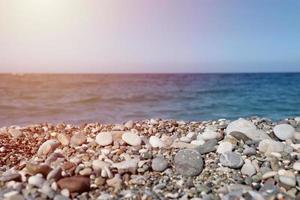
[[195, 139, 217, 154], [124, 120, 134, 129], [217, 141, 234, 154], [28, 174, 45, 187], [151, 156, 168, 172], [278, 169, 296, 187], [219, 152, 244, 169], [258, 139, 285, 155], [174, 149, 204, 176], [57, 176, 90, 193], [0, 173, 21, 182], [241, 160, 256, 176], [262, 171, 277, 179], [225, 118, 271, 141], [149, 136, 165, 148], [26, 162, 52, 177], [122, 132, 141, 146], [57, 134, 70, 146], [8, 129, 23, 139], [273, 124, 295, 140], [293, 161, 300, 171], [37, 139, 60, 156], [47, 167, 62, 181], [112, 159, 139, 174], [3, 191, 24, 200], [70, 132, 86, 146], [96, 132, 113, 146], [198, 130, 221, 141]]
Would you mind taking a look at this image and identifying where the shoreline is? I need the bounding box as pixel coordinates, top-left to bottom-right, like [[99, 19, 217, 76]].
[[1, 117, 300, 199]]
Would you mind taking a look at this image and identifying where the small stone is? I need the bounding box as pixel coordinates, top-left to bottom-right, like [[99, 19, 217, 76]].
[[262, 171, 277, 179], [4, 191, 24, 200], [293, 161, 300, 171], [151, 156, 168, 172], [124, 120, 134, 129], [0, 173, 21, 182], [174, 149, 204, 176], [191, 139, 205, 146], [241, 160, 256, 176], [57, 134, 70, 146], [47, 167, 62, 181], [243, 146, 256, 156], [229, 131, 251, 142], [122, 132, 141, 146], [95, 177, 106, 186], [57, 176, 90, 193], [96, 132, 113, 146], [217, 141, 234, 154], [219, 152, 244, 169], [8, 129, 23, 139], [273, 124, 295, 140], [107, 174, 122, 192], [195, 139, 217, 154], [37, 139, 60, 156], [278, 169, 296, 187], [225, 118, 271, 141], [258, 139, 285, 155], [112, 159, 139, 174], [180, 136, 191, 143], [26, 163, 52, 177], [70, 132, 86, 146], [198, 130, 221, 141], [28, 174, 45, 187], [149, 136, 165, 148], [92, 160, 111, 172], [79, 168, 92, 176], [61, 189, 70, 197]]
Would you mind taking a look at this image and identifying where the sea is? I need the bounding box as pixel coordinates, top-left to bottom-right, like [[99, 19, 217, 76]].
[[0, 73, 299, 127]]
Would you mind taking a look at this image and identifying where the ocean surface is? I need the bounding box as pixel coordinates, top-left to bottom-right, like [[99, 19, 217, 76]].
[[0, 73, 299, 127]]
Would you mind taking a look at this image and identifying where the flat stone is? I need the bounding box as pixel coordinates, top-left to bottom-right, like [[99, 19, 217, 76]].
[[191, 139, 205, 146], [229, 131, 251, 142], [107, 174, 122, 192], [26, 163, 52, 177], [225, 118, 271, 141], [217, 141, 234, 154], [278, 169, 296, 187], [262, 171, 277, 179], [96, 132, 113, 146], [70, 132, 86, 146], [122, 132, 141, 146], [57, 134, 70, 146], [57, 176, 90, 193], [174, 149, 204, 176], [273, 124, 295, 140], [0, 173, 21, 182], [37, 139, 60, 156], [151, 156, 168, 172], [194, 139, 218, 154], [3, 191, 24, 200], [219, 152, 244, 169], [149, 136, 165, 148], [112, 159, 139, 174], [197, 130, 221, 141]]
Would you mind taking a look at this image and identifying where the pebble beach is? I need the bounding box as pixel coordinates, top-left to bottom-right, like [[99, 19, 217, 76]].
[[1, 117, 300, 200]]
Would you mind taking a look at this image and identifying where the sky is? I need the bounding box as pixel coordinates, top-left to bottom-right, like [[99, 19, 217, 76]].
[[0, 0, 300, 73]]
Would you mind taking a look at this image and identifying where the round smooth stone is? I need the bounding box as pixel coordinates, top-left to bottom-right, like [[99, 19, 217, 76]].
[[151, 156, 168, 172], [174, 149, 204, 176], [96, 132, 113, 146], [122, 132, 141, 146], [219, 152, 244, 169], [149, 136, 165, 148], [273, 124, 295, 140], [70, 132, 86, 146]]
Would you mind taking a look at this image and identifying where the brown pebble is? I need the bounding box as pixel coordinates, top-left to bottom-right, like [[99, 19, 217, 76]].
[[57, 176, 90, 193]]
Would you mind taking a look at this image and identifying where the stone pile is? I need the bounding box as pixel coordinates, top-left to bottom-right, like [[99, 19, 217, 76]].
[[0, 117, 300, 199]]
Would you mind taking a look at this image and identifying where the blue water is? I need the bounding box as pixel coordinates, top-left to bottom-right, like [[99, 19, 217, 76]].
[[0, 73, 299, 126]]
